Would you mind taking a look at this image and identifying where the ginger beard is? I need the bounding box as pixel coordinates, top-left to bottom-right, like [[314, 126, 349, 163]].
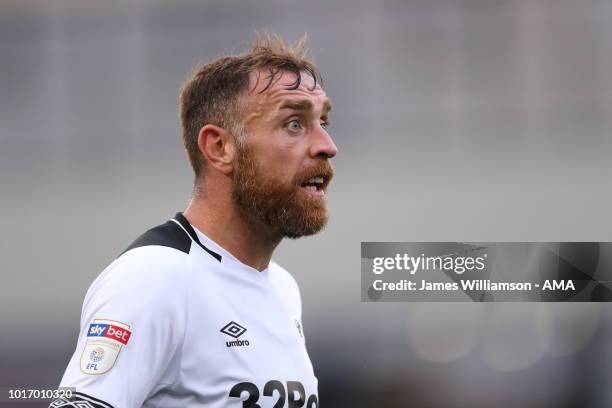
[[232, 141, 334, 239]]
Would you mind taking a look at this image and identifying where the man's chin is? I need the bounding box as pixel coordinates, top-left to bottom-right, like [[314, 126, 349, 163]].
[[279, 208, 329, 239], [282, 224, 327, 239]]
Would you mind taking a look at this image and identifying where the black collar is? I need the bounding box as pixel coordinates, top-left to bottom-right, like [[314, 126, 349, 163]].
[[173, 212, 222, 262]]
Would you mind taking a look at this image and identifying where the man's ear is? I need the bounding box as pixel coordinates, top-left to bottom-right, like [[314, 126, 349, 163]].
[[197, 124, 236, 175]]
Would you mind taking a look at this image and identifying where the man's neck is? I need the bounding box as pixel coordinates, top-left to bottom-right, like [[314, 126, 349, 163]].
[[183, 194, 281, 272]]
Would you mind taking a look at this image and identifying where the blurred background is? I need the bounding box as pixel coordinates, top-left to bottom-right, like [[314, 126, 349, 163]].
[[2, 0, 612, 406]]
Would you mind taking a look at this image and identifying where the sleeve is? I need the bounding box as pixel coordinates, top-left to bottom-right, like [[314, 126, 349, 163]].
[[50, 247, 188, 408]]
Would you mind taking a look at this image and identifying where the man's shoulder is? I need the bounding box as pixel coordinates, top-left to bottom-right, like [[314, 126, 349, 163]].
[[82, 244, 189, 320], [86, 216, 193, 301], [103, 215, 192, 281], [92, 246, 187, 301]]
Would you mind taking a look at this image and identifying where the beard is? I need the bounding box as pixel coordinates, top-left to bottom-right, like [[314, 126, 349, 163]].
[[232, 142, 334, 239]]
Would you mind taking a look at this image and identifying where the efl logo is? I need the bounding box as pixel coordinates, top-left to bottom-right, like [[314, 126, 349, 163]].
[[87, 323, 132, 345]]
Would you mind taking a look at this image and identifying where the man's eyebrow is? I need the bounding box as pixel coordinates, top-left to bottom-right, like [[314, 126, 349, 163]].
[[278, 98, 332, 114], [323, 99, 332, 114]]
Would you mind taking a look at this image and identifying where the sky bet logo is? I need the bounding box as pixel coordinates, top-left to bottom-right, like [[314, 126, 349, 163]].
[[87, 323, 132, 345]]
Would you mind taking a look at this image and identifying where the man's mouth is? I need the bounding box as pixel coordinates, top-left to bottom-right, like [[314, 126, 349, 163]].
[[300, 176, 329, 197]]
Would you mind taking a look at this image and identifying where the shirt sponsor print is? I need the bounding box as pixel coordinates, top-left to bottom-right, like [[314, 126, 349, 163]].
[[80, 319, 132, 375]]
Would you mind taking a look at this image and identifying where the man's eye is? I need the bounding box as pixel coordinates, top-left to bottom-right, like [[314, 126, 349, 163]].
[[286, 120, 302, 132]]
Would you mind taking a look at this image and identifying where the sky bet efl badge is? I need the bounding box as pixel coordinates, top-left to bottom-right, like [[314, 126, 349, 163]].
[[80, 319, 132, 375]]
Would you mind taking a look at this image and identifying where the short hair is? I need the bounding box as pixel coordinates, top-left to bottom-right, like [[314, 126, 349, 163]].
[[179, 33, 323, 178]]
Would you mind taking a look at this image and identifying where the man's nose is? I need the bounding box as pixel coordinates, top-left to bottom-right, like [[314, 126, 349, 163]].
[[310, 125, 338, 159]]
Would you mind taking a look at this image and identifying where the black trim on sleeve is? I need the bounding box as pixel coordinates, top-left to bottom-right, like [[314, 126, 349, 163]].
[[49, 392, 114, 408], [173, 212, 222, 262]]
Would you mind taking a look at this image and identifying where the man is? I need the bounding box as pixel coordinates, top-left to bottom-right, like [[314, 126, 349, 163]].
[[50, 34, 336, 408]]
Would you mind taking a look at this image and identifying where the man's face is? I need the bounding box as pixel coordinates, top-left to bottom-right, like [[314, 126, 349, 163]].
[[232, 69, 338, 239]]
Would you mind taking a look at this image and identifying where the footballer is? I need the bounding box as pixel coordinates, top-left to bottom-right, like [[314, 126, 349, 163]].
[[50, 34, 336, 408]]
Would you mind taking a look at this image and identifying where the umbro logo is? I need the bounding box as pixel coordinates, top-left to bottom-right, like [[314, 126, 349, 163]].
[[295, 319, 303, 338], [221, 321, 247, 338], [220, 321, 250, 348]]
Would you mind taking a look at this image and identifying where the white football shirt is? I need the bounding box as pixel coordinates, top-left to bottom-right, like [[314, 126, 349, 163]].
[[51, 213, 319, 408]]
